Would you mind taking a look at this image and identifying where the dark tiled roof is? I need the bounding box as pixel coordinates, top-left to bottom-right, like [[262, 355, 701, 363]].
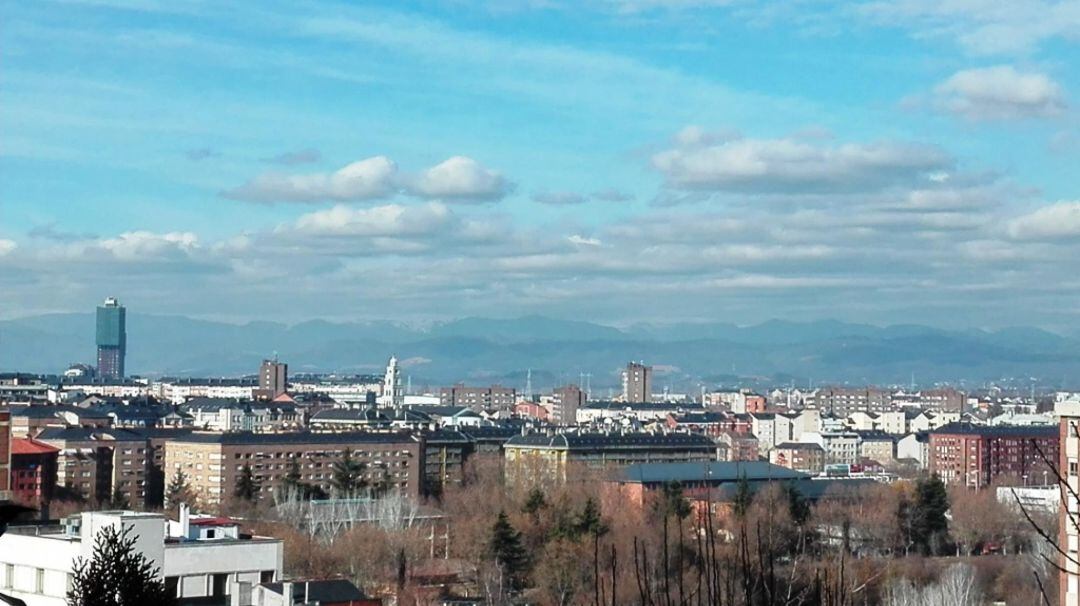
[[930, 422, 1057, 438], [35, 427, 149, 443], [708, 477, 877, 502], [261, 579, 367, 602], [619, 461, 808, 484], [311, 408, 389, 423], [506, 432, 716, 450], [584, 401, 704, 412], [673, 412, 728, 424], [171, 431, 418, 446], [774, 442, 824, 451]]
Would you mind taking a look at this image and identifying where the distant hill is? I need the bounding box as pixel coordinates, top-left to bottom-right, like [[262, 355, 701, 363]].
[[2, 314, 1079, 390]]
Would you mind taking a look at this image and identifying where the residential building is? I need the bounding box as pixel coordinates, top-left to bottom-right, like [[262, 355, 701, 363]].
[[10, 437, 59, 506], [623, 362, 653, 403], [0, 411, 9, 498], [610, 461, 807, 509], [1057, 398, 1080, 606], [929, 423, 1059, 488], [252, 579, 379, 606], [504, 432, 716, 481], [256, 360, 288, 400], [95, 297, 126, 380], [438, 384, 516, 411], [812, 387, 890, 416], [183, 398, 301, 432], [550, 384, 585, 425], [36, 427, 151, 506], [856, 431, 896, 464], [0, 508, 283, 606], [750, 412, 795, 451], [716, 431, 759, 462], [164, 431, 422, 506], [420, 429, 473, 497], [578, 401, 701, 424], [770, 442, 825, 473], [896, 432, 930, 469]]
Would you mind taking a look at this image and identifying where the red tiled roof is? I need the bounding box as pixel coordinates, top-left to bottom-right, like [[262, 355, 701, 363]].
[[11, 438, 60, 455]]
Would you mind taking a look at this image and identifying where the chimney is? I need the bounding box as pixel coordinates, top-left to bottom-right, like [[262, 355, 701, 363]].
[[179, 502, 190, 538], [281, 582, 293, 605]]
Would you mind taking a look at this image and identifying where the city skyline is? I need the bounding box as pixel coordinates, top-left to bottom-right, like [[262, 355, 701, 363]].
[[2, 2, 1079, 331]]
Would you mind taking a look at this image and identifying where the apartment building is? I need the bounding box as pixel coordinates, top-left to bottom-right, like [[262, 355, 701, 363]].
[[550, 384, 586, 425], [164, 431, 422, 506], [182, 398, 301, 432], [623, 362, 653, 403], [11, 437, 59, 506], [438, 384, 517, 411], [812, 387, 891, 416], [929, 422, 1059, 488], [1056, 399, 1080, 606], [770, 442, 825, 473], [0, 508, 283, 606], [504, 432, 717, 481], [36, 427, 150, 505]]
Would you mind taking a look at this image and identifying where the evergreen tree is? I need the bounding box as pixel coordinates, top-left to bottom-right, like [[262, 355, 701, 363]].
[[108, 487, 130, 510], [165, 469, 196, 512], [234, 464, 260, 502], [577, 498, 609, 606], [522, 486, 548, 523], [732, 474, 754, 518], [331, 448, 368, 495], [67, 524, 175, 606], [489, 510, 529, 590], [284, 456, 303, 491], [912, 474, 950, 554], [786, 483, 811, 526]]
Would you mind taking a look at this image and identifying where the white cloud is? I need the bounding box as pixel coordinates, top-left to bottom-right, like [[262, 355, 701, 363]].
[[224, 156, 398, 203], [98, 231, 199, 260], [652, 132, 952, 193], [567, 234, 602, 247], [0, 240, 17, 256], [1008, 201, 1080, 239], [290, 202, 453, 237], [934, 66, 1066, 121], [407, 156, 511, 201]]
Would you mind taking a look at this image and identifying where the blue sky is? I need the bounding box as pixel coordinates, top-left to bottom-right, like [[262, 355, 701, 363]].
[[2, 0, 1079, 330]]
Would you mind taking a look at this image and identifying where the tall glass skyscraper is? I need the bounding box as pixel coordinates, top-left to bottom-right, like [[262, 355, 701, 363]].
[[96, 297, 126, 379]]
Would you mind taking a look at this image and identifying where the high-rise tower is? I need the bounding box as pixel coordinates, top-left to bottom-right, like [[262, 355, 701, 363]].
[[381, 355, 404, 408], [95, 297, 126, 379]]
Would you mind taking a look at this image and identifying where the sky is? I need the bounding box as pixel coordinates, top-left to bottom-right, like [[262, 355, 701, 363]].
[[1, 0, 1079, 330]]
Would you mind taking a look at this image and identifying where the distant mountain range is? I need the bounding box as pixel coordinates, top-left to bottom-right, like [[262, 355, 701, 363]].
[[2, 313, 1079, 391]]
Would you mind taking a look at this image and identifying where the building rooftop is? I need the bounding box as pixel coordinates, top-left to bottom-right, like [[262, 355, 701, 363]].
[[171, 430, 418, 446], [261, 579, 368, 603], [618, 461, 808, 484], [774, 442, 824, 451], [507, 432, 716, 450], [930, 422, 1058, 438], [11, 437, 60, 455]]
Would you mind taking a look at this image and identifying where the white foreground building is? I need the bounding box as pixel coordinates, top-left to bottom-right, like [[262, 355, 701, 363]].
[[0, 507, 283, 606]]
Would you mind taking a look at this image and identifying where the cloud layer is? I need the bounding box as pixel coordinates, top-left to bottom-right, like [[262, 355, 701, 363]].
[[934, 66, 1066, 121]]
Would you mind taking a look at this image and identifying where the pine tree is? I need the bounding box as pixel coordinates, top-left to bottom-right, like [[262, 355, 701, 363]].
[[733, 474, 754, 517], [786, 483, 811, 526], [522, 487, 547, 523], [165, 469, 196, 512], [912, 474, 950, 554], [489, 510, 529, 590], [577, 498, 609, 606], [284, 456, 303, 491], [234, 464, 260, 502], [67, 524, 175, 606], [331, 448, 368, 495], [108, 487, 130, 510]]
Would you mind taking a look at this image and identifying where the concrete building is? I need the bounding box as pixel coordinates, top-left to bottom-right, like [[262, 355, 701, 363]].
[[623, 362, 653, 403], [95, 297, 126, 380], [550, 384, 585, 425], [0, 508, 283, 606], [896, 432, 930, 469], [164, 431, 423, 506], [856, 431, 896, 464], [770, 442, 825, 473], [0, 411, 9, 498], [504, 432, 717, 481], [256, 360, 288, 400], [36, 427, 152, 505], [438, 384, 516, 411], [1058, 398, 1080, 606], [812, 387, 890, 416], [11, 437, 59, 506], [183, 398, 301, 433], [929, 422, 1058, 488], [252, 579, 378, 606], [379, 356, 404, 409]]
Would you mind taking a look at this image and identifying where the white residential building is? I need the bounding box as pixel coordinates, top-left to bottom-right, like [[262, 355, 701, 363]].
[[0, 507, 283, 606], [896, 432, 929, 469]]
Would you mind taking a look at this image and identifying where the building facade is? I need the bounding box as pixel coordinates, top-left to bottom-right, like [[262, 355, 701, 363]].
[[10, 437, 59, 506], [438, 384, 516, 411], [164, 431, 423, 506], [504, 432, 717, 481], [256, 360, 288, 400], [623, 362, 653, 403], [929, 423, 1059, 488], [1057, 400, 1080, 606]]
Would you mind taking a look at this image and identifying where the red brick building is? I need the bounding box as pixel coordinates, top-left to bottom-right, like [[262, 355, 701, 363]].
[[0, 411, 10, 496], [929, 422, 1058, 488], [10, 437, 59, 505]]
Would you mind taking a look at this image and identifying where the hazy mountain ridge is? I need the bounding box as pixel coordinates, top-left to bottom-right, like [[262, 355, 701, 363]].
[[2, 314, 1079, 389]]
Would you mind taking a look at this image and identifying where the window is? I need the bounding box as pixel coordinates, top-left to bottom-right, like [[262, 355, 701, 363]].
[[35, 568, 44, 593], [3, 564, 12, 589]]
